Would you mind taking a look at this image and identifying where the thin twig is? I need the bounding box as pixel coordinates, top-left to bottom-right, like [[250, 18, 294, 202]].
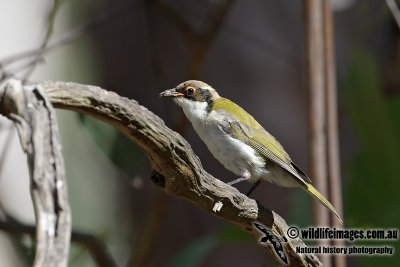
[[386, 0, 400, 30], [0, 219, 117, 267], [21, 0, 64, 82], [5, 56, 46, 79], [0, 0, 143, 82], [0, 126, 15, 178], [303, 0, 331, 266], [323, 1, 346, 267]]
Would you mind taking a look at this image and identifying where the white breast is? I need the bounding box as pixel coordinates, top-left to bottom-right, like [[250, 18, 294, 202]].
[[174, 98, 268, 180]]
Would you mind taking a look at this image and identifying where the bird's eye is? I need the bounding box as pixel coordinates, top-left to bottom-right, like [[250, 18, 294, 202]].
[[185, 86, 196, 96]]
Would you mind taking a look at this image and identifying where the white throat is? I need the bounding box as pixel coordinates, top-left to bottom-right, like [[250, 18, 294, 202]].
[[173, 97, 209, 123]]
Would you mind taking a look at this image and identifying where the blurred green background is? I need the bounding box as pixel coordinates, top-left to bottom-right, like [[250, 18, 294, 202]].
[[0, 0, 399, 266]]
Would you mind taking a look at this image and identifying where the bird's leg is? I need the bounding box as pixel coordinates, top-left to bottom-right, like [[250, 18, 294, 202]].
[[246, 180, 261, 196], [227, 171, 251, 186], [227, 178, 246, 185]]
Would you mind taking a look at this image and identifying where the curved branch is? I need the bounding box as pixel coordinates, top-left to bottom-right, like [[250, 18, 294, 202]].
[[44, 80, 321, 266], [1, 79, 321, 266]]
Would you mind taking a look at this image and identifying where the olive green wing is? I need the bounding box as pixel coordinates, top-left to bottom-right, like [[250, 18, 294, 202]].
[[213, 100, 343, 222], [220, 117, 311, 185], [213, 99, 311, 184], [251, 128, 311, 184]]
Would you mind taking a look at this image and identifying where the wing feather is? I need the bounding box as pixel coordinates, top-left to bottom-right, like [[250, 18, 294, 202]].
[[219, 112, 311, 185]]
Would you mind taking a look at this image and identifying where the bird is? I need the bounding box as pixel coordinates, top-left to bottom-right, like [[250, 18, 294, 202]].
[[159, 80, 342, 223]]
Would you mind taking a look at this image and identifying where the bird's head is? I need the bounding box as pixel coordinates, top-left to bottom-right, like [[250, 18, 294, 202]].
[[159, 80, 220, 110]]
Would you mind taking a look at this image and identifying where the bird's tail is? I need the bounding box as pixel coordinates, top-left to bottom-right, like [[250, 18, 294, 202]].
[[304, 183, 343, 224]]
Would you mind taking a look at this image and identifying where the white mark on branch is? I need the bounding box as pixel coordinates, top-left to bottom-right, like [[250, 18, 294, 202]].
[[56, 180, 64, 189], [212, 201, 223, 212], [39, 213, 56, 237]]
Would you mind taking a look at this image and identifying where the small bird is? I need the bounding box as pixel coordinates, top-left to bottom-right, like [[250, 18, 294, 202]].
[[160, 80, 342, 223]]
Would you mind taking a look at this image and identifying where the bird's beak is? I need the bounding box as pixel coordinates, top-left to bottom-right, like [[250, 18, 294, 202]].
[[159, 88, 184, 97]]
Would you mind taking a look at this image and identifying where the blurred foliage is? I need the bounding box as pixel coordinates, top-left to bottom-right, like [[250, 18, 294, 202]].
[[15, 235, 35, 266], [288, 189, 312, 229], [218, 225, 253, 244], [168, 235, 218, 267], [168, 226, 252, 267], [343, 48, 400, 266], [78, 114, 145, 178]]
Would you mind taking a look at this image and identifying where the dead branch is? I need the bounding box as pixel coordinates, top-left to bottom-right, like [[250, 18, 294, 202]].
[[0, 80, 71, 266], [322, 1, 346, 267], [45, 80, 320, 266], [0, 218, 117, 267], [303, 1, 331, 265], [0, 79, 322, 266]]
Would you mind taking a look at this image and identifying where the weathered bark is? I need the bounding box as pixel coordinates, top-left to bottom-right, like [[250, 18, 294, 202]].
[[0, 80, 322, 266], [303, 0, 330, 265], [0, 80, 71, 267]]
